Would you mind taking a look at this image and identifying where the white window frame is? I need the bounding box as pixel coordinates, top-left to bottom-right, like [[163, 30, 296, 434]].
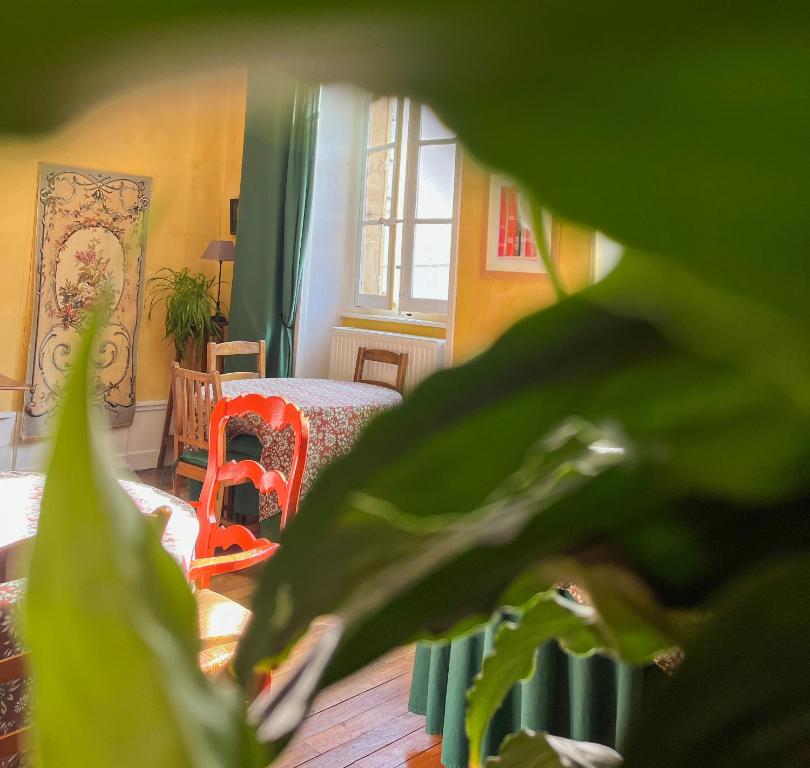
[[353, 97, 460, 317]]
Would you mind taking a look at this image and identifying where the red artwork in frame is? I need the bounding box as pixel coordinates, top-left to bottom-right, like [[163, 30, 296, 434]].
[[485, 174, 552, 275]]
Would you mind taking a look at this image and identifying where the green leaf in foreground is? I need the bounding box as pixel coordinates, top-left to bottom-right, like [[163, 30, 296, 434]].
[[621, 555, 810, 768], [465, 577, 685, 768], [23, 310, 260, 768], [238, 299, 810, 699], [487, 730, 622, 768]]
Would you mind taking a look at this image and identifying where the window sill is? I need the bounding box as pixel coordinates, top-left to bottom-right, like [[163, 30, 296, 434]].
[[342, 311, 447, 330]]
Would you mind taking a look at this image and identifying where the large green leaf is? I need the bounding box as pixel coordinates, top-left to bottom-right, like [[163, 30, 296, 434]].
[[238, 299, 810, 748], [465, 591, 619, 768], [487, 730, 622, 768], [621, 556, 810, 768], [5, 3, 810, 765], [466, 569, 690, 768], [23, 312, 261, 767]]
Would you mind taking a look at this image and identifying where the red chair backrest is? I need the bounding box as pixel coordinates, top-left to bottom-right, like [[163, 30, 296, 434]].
[[195, 394, 309, 558]]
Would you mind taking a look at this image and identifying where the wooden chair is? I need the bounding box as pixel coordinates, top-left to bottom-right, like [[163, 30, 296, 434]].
[[187, 393, 309, 589], [147, 506, 255, 680], [207, 340, 266, 381], [172, 364, 222, 496], [353, 347, 409, 393]]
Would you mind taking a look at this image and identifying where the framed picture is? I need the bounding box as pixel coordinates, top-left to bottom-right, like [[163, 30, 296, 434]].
[[229, 198, 239, 236], [485, 174, 552, 275]]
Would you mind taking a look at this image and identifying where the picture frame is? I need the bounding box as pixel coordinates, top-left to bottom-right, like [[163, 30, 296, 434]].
[[229, 197, 239, 236], [485, 174, 552, 275]]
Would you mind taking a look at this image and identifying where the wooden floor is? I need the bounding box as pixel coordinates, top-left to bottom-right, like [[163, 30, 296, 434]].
[[137, 468, 442, 768]]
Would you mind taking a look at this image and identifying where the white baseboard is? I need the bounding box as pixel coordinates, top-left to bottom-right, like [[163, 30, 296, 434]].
[[0, 400, 168, 473]]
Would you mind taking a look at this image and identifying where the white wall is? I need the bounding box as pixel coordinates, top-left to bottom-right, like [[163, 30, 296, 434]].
[[0, 400, 168, 472], [294, 84, 366, 378]]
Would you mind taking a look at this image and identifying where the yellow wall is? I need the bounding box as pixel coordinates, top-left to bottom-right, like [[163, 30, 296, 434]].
[[452, 157, 592, 363], [0, 70, 247, 411], [341, 155, 593, 362]]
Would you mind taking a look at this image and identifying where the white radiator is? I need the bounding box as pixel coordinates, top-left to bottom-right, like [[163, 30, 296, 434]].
[[328, 326, 446, 393]]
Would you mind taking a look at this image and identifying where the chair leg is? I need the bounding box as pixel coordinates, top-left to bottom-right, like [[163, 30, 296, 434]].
[[196, 574, 211, 590], [261, 672, 272, 693], [248, 671, 272, 701]]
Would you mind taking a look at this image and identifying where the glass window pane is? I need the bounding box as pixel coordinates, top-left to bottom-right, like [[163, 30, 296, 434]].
[[395, 100, 410, 219], [411, 223, 451, 300], [368, 96, 397, 147], [364, 149, 395, 220], [416, 143, 456, 219], [392, 226, 403, 308], [419, 106, 454, 141], [359, 224, 390, 296]]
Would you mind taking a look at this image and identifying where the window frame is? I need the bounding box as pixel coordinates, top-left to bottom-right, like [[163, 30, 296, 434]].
[[353, 97, 460, 317]]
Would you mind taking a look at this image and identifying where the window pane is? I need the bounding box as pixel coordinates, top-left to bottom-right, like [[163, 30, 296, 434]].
[[416, 143, 456, 219], [364, 149, 395, 220], [368, 96, 397, 147], [395, 101, 410, 219], [419, 106, 454, 141], [392, 226, 403, 308], [411, 223, 451, 300], [359, 224, 390, 296]]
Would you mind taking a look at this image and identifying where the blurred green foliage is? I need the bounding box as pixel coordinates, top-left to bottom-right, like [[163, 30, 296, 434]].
[[8, 2, 810, 766]]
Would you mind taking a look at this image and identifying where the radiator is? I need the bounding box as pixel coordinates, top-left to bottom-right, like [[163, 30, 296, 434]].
[[328, 326, 446, 393]]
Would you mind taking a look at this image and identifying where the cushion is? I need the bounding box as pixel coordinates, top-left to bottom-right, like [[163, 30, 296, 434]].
[[177, 436, 261, 470], [227, 434, 262, 459]]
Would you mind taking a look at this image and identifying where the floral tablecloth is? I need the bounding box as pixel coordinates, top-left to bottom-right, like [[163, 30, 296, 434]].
[[221, 378, 402, 520], [0, 472, 199, 763]]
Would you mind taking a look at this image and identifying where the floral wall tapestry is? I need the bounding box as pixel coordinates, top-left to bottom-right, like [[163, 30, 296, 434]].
[[22, 164, 151, 439]]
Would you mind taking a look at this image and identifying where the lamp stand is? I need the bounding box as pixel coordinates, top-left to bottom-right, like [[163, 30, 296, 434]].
[[212, 258, 228, 326]]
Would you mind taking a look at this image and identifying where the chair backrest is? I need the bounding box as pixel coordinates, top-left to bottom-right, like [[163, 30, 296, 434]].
[[353, 347, 409, 393], [207, 340, 266, 382], [195, 395, 309, 557], [172, 364, 222, 454]]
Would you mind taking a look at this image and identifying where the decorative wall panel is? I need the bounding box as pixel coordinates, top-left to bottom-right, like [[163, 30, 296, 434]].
[[22, 164, 151, 439]]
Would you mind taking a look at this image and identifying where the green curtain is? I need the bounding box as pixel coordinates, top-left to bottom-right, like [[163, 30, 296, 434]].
[[229, 74, 319, 377], [408, 607, 662, 768]]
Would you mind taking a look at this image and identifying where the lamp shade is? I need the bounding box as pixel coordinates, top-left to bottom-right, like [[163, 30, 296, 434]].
[[201, 240, 235, 262]]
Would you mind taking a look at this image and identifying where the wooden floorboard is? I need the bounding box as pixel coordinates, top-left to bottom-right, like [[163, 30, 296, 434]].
[[394, 743, 444, 768], [354, 729, 441, 768], [137, 468, 439, 768], [297, 675, 412, 740]]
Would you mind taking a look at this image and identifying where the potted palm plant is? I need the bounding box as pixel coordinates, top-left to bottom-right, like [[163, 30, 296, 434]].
[[146, 267, 222, 369]]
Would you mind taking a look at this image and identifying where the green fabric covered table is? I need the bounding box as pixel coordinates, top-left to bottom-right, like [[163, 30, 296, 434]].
[[408, 608, 661, 768]]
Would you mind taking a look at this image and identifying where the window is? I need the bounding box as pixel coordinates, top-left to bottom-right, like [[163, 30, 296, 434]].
[[355, 97, 459, 315]]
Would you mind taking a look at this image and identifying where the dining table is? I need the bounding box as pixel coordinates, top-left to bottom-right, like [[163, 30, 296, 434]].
[[0, 471, 199, 754], [219, 377, 403, 521]]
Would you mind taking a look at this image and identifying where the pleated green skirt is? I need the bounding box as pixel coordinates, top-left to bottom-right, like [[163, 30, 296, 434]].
[[408, 612, 660, 768]]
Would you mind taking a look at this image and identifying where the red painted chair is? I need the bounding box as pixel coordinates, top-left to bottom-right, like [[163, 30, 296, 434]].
[[187, 394, 309, 588]]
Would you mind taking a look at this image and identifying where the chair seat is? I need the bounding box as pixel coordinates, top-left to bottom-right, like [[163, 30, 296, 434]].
[[178, 435, 261, 470], [198, 641, 240, 678], [196, 588, 251, 647], [195, 588, 252, 677]]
